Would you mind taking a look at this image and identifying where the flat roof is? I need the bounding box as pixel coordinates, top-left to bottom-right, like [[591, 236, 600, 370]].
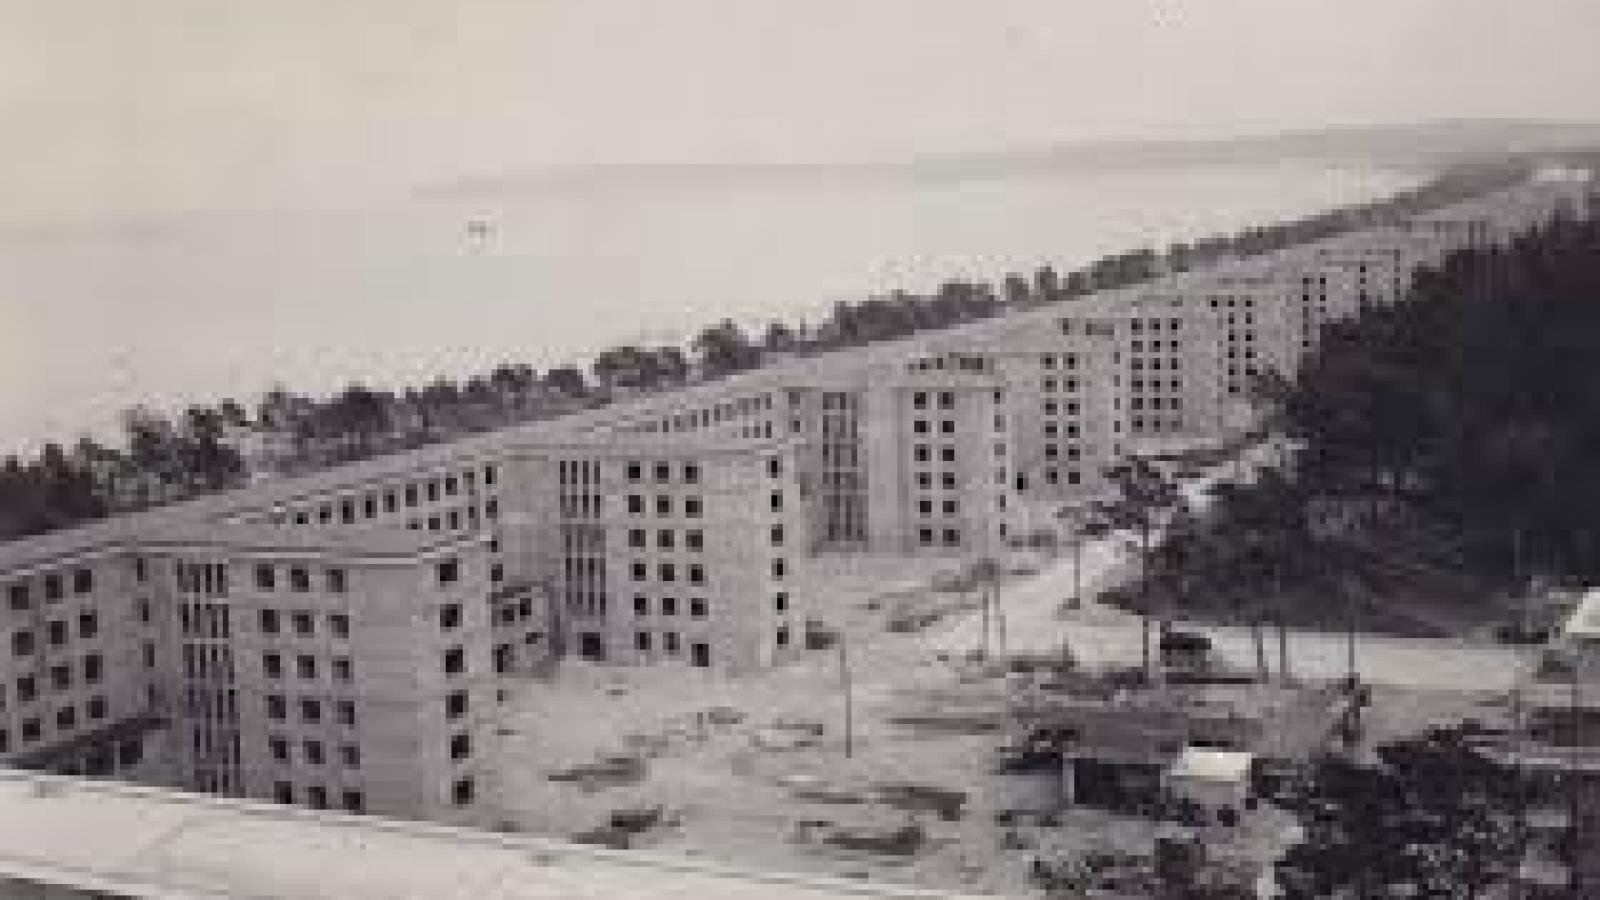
[[0, 771, 975, 900], [1562, 588, 1600, 640], [1167, 748, 1254, 784]]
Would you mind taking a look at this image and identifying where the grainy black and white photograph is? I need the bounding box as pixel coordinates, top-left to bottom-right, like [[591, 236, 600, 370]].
[[2, 2, 1600, 897]]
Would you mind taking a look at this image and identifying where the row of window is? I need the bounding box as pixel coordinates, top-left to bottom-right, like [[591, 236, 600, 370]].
[[268, 735, 362, 767], [4, 655, 104, 706], [1042, 423, 1082, 442], [631, 596, 711, 618], [272, 781, 370, 813], [402, 502, 499, 533], [10, 614, 99, 657], [1129, 417, 1185, 433], [625, 495, 705, 517], [910, 391, 959, 411], [1129, 397, 1182, 411], [0, 696, 109, 752], [260, 609, 351, 638], [1129, 318, 1182, 333], [628, 562, 710, 585], [1043, 469, 1083, 486], [5, 568, 94, 610], [625, 461, 701, 484], [1042, 401, 1081, 416], [263, 695, 360, 726], [626, 528, 708, 551], [263, 652, 354, 682], [276, 465, 499, 525]]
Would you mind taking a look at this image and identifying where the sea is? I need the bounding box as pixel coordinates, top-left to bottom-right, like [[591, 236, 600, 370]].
[[0, 159, 1426, 456]]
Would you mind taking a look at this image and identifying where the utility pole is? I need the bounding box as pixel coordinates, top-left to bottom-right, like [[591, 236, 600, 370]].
[[992, 561, 1007, 657], [978, 571, 992, 661], [838, 632, 853, 759], [1074, 530, 1085, 607]]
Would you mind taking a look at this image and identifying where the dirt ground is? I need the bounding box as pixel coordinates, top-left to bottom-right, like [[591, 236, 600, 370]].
[[488, 447, 1528, 896]]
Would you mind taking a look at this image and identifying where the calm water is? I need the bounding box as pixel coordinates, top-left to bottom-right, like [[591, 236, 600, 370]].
[[0, 160, 1424, 455]]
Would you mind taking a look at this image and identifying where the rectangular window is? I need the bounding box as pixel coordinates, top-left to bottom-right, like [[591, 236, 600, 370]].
[[292, 612, 314, 635], [439, 604, 462, 630], [332, 658, 352, 682], [335, 701, 356, 726], [325, 569, 347, 593], [446, 691, 468, 720], [72, 568, 93, 595], [329, 614, 350, 638], [452, 778, 475, 806], [340, 744, 361, 768], [300, 699, 321, 723], [255, 565, 276, 590], [450, 733, 471, 760], [436, 559, 460, 584], [289, 568, 311, 592]]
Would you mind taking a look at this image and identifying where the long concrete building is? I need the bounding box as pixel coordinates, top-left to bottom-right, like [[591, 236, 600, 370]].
[[0, 168, 1591, 825]]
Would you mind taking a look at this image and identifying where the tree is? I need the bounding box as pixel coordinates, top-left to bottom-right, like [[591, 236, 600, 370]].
[[324, 385, 392, 457], [545, 365, 588, 398], [762, 322, 798, 354], [180, 404, 244, 490], [1275, 727, 1524, 898], [693, 319, 761, 378], [1003, 274, 1032, 306], [1033, 265, 1061, 302], [1095, 458, 1182, 679]]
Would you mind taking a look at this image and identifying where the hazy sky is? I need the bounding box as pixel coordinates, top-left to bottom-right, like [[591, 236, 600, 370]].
[[0, 0, 1596, 453], [2, 0, 1598, 223]]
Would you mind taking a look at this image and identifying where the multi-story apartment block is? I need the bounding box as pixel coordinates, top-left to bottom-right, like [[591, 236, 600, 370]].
[[0, 169, 1589, 822]]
